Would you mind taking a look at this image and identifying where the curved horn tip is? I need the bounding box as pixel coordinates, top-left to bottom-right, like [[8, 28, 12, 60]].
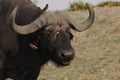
[[85, 2, 95, 18], [68, 2, 95, 32], [85, 3, 92, 9], [85, 3, 89, 6], [11, 7, 18, 17]]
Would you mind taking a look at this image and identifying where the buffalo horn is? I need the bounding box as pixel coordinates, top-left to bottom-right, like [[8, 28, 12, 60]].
[[11, 4, 48, 35], [62, 3, 95, 32]]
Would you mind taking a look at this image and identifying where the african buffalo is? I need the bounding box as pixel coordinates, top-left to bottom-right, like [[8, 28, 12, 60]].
[[0, 0, 95, 80]]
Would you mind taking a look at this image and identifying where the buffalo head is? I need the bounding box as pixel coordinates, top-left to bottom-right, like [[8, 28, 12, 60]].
[[10, 3, 95, 66]]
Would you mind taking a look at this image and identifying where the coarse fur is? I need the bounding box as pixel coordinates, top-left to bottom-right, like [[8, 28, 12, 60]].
[[0, 0, 95, 80], [0, 0, 74, 80]]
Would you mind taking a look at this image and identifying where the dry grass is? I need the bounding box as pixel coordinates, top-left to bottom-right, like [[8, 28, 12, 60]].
[[69, 1, 120, 11], [38, 7, 120, 80], [69, 1, 88, 11], [97, 1, 120, 7]]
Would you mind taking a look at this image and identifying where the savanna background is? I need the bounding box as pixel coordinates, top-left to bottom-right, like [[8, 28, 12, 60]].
[[31, 0, 120, 80]]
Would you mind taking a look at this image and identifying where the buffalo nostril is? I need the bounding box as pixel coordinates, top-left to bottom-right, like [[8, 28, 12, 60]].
[[61, 52, 74, 59]]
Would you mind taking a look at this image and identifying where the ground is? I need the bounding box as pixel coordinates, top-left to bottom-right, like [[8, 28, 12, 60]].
[[38, 7, 120, 80]]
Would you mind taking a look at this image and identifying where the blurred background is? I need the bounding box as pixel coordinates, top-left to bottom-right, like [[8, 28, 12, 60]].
[[30, 0, 120, 80], [31, 0, 120, 10]]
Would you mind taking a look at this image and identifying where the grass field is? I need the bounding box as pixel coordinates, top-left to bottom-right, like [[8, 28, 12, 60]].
[[38, 7, 120, 80]]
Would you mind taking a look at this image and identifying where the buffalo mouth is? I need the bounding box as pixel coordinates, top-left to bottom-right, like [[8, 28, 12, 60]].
[[50, 50, 74, 66], [61, 60, 71, 66], [51, 58, 73, 66], [55, 60, 72, 66]]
